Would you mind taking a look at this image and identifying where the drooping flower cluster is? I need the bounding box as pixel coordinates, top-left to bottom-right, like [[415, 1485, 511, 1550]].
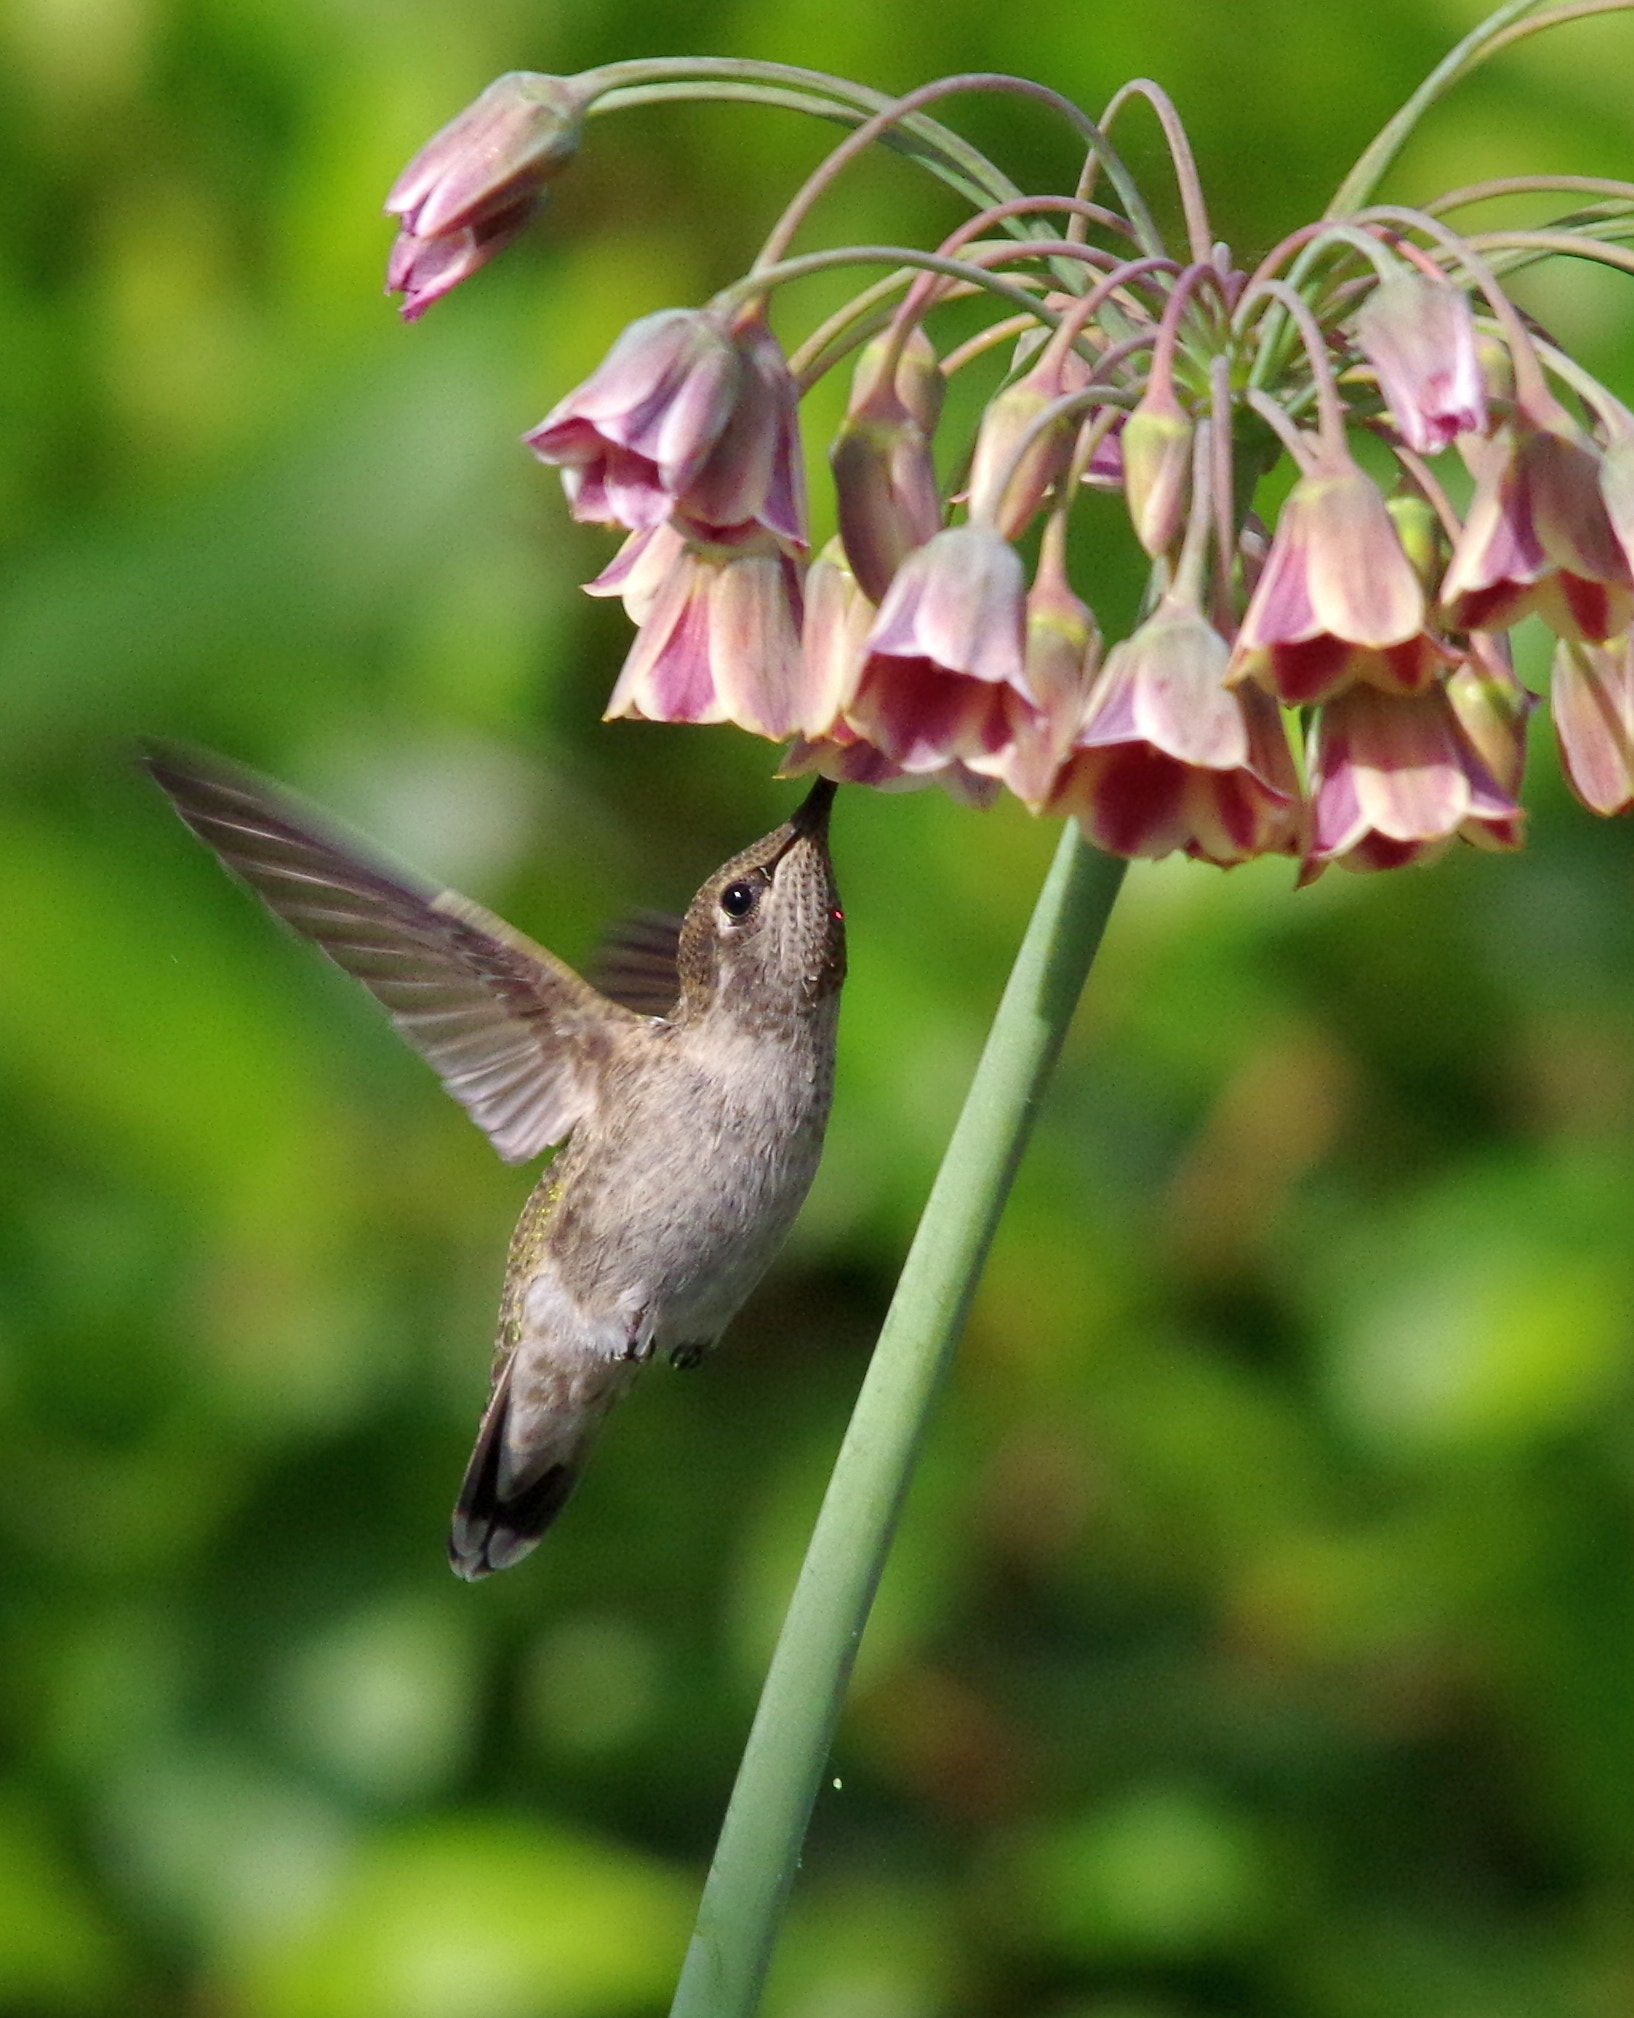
[[385, 21, 1634, 874]]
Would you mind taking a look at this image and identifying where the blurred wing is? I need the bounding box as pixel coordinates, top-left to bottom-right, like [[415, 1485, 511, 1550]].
[[145, 743, 636, 1163], [587, 909, 683, 1018]]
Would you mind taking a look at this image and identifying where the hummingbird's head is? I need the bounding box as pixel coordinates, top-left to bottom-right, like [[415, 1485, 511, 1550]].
[[676, 779, 845, 1026]]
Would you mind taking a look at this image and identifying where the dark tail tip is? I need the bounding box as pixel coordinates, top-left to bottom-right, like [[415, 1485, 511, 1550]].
[[449, 1457, 578, 1581], [448, 1376, 581, 1580]]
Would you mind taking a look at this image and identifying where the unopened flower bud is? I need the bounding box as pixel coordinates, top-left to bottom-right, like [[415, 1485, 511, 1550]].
[[1000, 540, 1101, 807], [966, 373, 1075, 541], [1447, 632, 1533, 817], [1475, 333, 1515, 410], [1385, 494, 1446, 593], [830, 334, 943, 604], [855, 326, 943, 435], [385, 73, 587, 320], [1121, 394, 1194, 557]]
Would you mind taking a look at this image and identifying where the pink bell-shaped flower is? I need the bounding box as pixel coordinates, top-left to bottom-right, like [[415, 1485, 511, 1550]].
[[844, 524, 1036, 774], [1440, 420, 1632, 642], [1231, 452, 1441, 705], [601, 529, 809, 740], [1551, 633, 1634, 816], [1304, 682, 1523, 877], [1354, 272, 1487, 454], [829, 331, 944, 603], [526, 308, 805, 544], [1049, 596, 1301, 865]]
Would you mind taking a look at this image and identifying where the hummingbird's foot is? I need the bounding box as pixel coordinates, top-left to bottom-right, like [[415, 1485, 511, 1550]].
[[669, 1343, 706, 1370], [620, 1314, 657, 1363]]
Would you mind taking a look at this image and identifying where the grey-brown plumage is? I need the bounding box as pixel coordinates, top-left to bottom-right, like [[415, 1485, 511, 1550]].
[[143, 745, 845, 1578]]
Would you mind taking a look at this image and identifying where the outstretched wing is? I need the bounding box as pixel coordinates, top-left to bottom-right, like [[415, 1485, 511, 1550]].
[[145, 743, 637, 1163], [587, 909, 683, 1018]]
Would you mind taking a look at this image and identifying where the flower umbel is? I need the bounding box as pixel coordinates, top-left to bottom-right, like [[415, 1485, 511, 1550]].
[[385, 18, 1634, 877]]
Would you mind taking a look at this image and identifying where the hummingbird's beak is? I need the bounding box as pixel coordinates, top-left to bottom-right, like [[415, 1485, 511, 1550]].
[[787, 776, 837, 840]]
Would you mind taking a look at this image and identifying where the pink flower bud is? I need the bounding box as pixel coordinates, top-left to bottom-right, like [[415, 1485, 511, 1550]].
[[966, 367, 1075, 542], [999, 539, 1101, 808], [384, 73, 587, 320], [526, 309, 806, 545], [1120, 394, 1194, 558], [829, 333, 943, 603], [1355, 274, 1486, 454], [1446, 632, 1532, 805]]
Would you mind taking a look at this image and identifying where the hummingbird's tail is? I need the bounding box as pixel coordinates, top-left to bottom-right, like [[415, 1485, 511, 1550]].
[[448, 1357, 629, 1579]]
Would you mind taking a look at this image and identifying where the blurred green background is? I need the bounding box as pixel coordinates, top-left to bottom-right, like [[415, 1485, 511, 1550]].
[[6, 0, 1634, 2013]]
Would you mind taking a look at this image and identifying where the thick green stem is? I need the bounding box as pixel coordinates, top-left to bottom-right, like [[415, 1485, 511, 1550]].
[[669, 822, 1127, 2018]]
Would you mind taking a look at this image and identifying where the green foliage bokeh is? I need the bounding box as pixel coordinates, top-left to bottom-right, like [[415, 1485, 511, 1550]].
[[5, 1, 1634, 2013]]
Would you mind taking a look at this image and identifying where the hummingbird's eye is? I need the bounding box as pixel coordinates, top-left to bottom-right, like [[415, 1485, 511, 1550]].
[[719, 879, 760, 920]]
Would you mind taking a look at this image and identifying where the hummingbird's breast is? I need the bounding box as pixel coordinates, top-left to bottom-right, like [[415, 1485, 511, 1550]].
[[516, 1000, 839, 1361]]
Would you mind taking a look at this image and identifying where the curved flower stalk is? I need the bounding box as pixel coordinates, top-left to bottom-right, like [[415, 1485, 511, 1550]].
[[375, 12, 1634, 2017]]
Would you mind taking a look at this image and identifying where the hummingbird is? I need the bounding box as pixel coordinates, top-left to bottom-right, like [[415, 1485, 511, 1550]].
[[143, 746, 844, 1578]]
